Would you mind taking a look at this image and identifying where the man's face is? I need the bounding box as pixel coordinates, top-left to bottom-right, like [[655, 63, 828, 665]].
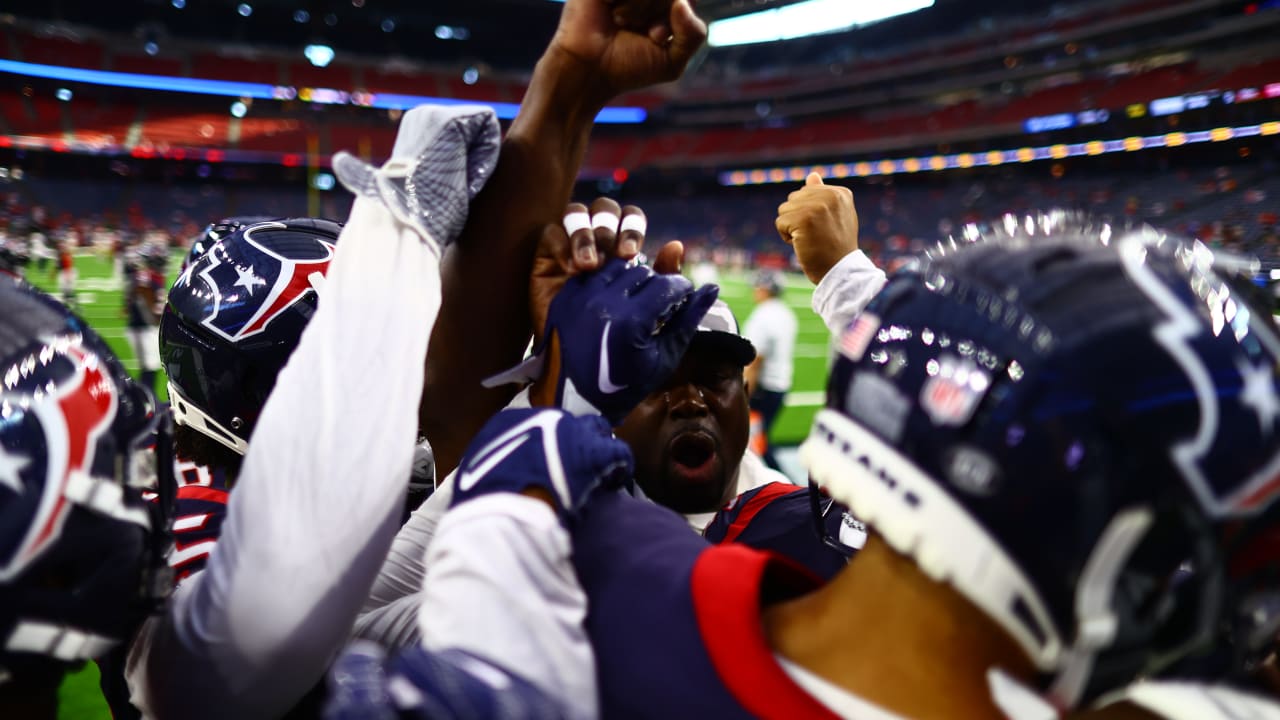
[[614, 343, 750, 515], [753, 286, 770, 304]]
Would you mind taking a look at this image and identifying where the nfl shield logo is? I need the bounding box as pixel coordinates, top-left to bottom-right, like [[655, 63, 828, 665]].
[[920, 354, 990, 427]]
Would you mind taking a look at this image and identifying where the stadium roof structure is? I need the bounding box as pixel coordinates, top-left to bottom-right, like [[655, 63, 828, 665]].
[[9, 0, 1050, 72]]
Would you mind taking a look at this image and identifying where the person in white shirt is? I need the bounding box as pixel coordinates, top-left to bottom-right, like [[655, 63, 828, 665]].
[[743, 268, 798, 470]]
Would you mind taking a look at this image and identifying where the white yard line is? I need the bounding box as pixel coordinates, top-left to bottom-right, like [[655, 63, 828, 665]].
[[785, 391, 826, 407]]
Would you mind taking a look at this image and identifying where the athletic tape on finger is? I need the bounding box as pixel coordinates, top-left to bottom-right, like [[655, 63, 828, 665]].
[[563, 212, 592, 237], [591, 212, 620, 233], [620, 214, 647, 236]]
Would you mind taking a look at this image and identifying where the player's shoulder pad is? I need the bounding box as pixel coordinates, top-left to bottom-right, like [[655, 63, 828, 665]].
[[1101, 680, 1280, 720]]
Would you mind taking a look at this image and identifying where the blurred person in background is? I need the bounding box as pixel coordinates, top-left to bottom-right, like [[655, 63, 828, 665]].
[[743, 268, 796, 471], [125, 245, 167, 397], [55, 240, 76, 307]]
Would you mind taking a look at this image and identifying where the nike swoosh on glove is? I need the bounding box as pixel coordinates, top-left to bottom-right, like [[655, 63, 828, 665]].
[[451, 408, 633, 521], [324, 642, 562, 720], [542, 258, 718, 425], [332, 105, 501, 254]]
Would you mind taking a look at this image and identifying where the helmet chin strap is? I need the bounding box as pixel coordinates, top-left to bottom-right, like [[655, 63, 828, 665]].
[[1046, 507, 1154, 709], [167, 382, 249, 455]]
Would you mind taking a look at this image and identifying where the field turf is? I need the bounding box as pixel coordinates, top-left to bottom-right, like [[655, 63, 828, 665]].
[[28, 253, 832, 718]]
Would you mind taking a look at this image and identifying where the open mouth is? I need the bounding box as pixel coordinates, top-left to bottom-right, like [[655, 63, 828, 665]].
[[669, 430, 718, 481]]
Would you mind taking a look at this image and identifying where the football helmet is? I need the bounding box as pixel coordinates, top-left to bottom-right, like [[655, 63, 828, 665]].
[[0, 280, 174, 686], [161, 218, 342, 454], [800, 213, 1280, 707], [181, 216, 273, 274]]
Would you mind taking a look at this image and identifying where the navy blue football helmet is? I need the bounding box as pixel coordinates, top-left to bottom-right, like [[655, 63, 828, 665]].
[[0, 280, 174, 687], [181, 216, 274, 274], [161, 218, 342, 454], [800, 213, 1280, 708]]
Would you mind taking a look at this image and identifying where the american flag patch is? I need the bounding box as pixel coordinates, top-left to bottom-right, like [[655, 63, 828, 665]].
[[839, 313, 880, 361]]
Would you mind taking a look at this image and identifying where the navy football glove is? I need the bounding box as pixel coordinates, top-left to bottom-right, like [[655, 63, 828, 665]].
[[541, 259, 718, 425], [325, 642, 562, 720], [451, 408, 633, 520]]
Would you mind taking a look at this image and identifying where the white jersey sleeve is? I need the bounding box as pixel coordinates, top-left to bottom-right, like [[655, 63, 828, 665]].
[[127, 194, 443, 720], [810, 249, 887, 336], [416, 493, 597, 720]]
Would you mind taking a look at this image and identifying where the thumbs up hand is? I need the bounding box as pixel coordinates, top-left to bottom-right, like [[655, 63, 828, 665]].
[[775, 172, 862, 285]]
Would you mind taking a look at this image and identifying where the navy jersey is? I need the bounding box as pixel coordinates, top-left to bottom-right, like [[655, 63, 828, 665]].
[[571, 490, 840, 720], [169, 459, 230, 583], [704, 483, 855, 581]]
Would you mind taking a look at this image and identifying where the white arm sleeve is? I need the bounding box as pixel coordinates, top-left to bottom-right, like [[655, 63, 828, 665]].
[[360, 475, 455, 615], [417, 493, 597, 720], [810, 249, 888, 336], [127, 196, 441, 720]]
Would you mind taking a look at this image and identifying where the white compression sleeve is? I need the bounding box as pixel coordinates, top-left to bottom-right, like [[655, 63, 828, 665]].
[[353, 388, 529, 648], [128, 196, 441, 720], [359, 475, 455, 616], [810, 249, 888, 336]]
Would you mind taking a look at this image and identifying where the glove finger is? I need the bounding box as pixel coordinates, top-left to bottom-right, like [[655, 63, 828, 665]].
[[596, 255, 634, 285], [585, 434, 635, 491], [663, 284, 720, 346], [628, 273, 696, 333], [614, 261, 658, 295], [576, 413, 616, 439]]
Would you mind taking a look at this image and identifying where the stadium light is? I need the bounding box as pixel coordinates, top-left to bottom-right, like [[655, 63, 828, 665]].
[[55, 88, 72, 102], [304, 44, 335, 68], [708, 0, 935, 47], [230, 101, 248, 118], [237, 3, 253, 18]]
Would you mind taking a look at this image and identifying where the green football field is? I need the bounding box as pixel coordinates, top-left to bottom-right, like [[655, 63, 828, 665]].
[[29, 252, 831, 718], [711, 270, 832, 444]]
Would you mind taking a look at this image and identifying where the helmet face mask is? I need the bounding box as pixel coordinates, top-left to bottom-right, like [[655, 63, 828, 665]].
[[801, 214, 1280, 708], [0, 282, 174, 686], [161, 218, 342, 456]]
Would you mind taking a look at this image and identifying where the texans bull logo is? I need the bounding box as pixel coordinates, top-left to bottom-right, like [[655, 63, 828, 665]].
[[0, 343, 117, 580], [1117, 234, 1280, 518], [191, 222, 336, 343]]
